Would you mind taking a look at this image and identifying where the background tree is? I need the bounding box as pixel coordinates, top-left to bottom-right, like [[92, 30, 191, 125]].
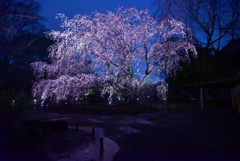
[[0, 0, 51, 105], [31, 7, 197, 105], [215, 39, 240, 78], [152, 0, 240, 76], [152, 0, 240, 100], [152, 0, 240, 52], [0, 0, 44, 63]]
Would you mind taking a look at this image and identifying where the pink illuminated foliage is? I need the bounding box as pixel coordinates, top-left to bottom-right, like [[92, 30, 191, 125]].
[[31, 7, 197, 104]]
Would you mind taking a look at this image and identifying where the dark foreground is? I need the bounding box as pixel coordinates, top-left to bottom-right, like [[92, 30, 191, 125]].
[[1, 106, 240, 161]]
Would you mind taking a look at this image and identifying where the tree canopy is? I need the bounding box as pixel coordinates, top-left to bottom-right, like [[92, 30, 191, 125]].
[[0, 0, 51, 105], [31, 7, 197, 104], [152, 0, 240, 52]]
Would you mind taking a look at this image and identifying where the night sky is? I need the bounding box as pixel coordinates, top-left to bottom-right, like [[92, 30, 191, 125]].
[[35, 0, 229, 48], [36, 0, 155, 31]]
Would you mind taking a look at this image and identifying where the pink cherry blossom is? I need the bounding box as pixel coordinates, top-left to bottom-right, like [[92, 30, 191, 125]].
[[31, 7, 197, 105]]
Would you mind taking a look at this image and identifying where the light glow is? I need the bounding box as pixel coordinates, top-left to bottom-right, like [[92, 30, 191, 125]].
[[31, 7, 197, 104]]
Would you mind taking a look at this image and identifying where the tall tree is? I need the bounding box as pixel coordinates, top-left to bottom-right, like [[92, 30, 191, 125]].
[[0, 0, 44, 70], [153, 0, 240, 88], [152, 0, 240, 53], [0, 0, 50, 105], [31, 7, 197, 104]]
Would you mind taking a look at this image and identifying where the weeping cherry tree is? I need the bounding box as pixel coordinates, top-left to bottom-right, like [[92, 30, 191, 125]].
[[31, 7, 197, 105]]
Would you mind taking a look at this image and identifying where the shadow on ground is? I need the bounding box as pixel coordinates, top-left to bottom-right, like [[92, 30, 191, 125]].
[[1, 105, 240, 161]]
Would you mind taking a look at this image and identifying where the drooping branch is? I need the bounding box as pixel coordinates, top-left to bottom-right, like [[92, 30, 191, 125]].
[[31, 7, 197, 104]]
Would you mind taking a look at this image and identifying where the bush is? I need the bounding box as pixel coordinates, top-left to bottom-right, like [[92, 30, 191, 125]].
[[22, 119, 68, 131], [7, 126, 43, 151]]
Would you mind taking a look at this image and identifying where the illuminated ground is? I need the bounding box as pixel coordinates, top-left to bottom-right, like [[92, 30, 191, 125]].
[[1, 106, 240, 161]]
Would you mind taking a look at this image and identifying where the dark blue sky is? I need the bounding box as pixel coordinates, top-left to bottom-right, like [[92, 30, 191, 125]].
[[36, 0, 155, 31]]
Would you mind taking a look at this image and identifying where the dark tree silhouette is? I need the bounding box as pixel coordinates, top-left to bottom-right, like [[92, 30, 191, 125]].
[[152, 0, 240, 53], [0, 0, 52, 105]]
